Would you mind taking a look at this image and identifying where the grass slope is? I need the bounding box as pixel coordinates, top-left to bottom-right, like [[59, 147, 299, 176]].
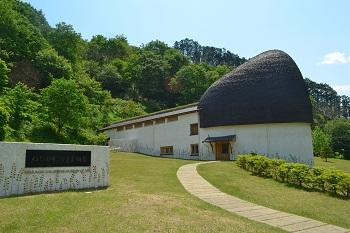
[[314, 157, 350, 173], [0, 152, 284, 233], [198, 162, 350, 229]]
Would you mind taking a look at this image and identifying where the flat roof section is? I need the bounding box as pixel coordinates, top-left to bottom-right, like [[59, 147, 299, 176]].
[[99, 103, 198, 131]]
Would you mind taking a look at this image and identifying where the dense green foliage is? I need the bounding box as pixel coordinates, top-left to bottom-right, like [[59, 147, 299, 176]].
[[41, 79, 88, 133], [305, 78, 350, 120], [2, 82, 38, 139], [0, 104, 9, 140], [325, 120, 350, 160], [0, 0, 246, 144], [174, 38, 247, 67], [1, 0, 350, 149], [0, 59, 9, 93], [312, 127, 332, 161], [237, 154, 350, 198], [305, 79, 350, 160]]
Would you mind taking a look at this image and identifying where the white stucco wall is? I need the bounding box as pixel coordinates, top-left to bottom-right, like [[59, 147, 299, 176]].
[[0, 142, 109, 197], [199, 122, 314, 165], [107, 112, 201, 160], [106, 112, 313, 165]]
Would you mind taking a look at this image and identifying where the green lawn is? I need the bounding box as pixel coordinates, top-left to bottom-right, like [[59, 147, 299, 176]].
[[314, 156, 350, 173], [0, 152, 284, 233], [198, 162, 350, 230]]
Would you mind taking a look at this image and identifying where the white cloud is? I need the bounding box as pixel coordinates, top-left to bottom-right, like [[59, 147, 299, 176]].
[[320, 52, 350, 65], [333, 84, 350, 95]]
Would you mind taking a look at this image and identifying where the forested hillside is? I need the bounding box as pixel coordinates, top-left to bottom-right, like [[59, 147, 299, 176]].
[[0, 0, 349, 160], [0, 0, 244, 144]]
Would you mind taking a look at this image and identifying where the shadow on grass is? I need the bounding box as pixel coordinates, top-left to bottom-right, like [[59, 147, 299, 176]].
[[244, 171, 350, 200], [123, 151, 212, 162], [0, 186, 109, 200]]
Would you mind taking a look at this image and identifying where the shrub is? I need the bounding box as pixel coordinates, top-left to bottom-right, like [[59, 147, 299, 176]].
[[337, 174, 350, 198], [334, 152, 344, 160], [306, 167, 326, 191], [276, 163, 296, 182], [245, 156, 256, 172], [236, 155, 248, 169], [323, 169, 343, 194], [235, 153, 350, 199], [268, 159, 285, 180], [247, 155, 271, 176], [288, 163, 310, 187]]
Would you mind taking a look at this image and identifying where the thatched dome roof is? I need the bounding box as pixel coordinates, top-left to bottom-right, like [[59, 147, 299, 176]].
[[198, 50, 313, 128]]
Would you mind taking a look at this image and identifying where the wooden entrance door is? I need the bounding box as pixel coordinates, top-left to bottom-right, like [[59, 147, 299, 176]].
[[215, 142, 231, 160]]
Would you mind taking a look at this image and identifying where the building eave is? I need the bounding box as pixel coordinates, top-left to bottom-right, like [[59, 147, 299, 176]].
[[99, 102, 198, 132]]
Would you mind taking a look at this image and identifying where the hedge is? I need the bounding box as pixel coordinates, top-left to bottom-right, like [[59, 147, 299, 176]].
[[236, 154, 350, 199]]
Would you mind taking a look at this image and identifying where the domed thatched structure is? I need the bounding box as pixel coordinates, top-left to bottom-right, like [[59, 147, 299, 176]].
[[198, 50, 313, 128], [101, 49, 314, 164]]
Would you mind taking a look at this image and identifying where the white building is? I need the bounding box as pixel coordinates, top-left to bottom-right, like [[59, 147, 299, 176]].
[[101, 50, 314, 165]]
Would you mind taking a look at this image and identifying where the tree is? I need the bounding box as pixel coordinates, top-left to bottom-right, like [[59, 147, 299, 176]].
[[304, 78, 342, 119], [325, 119, 350, 160], [174, 38, 202, 63], [0, 0, 48, 62], [171, 64, 231, 105], [76, 74, 116, 128], [33, 48, 72, 85], [173, 64, 208, 104], [86, 35, 130, 64], [0, 104, 9, 140], [174, 38, 246, 67], [2, 82, 38, 139], [0, 59, 9, 93], [96, 64, 126, 97], [128, 50, 170, 104], [144, 40, 169, 56], [15, 1, 51, 37], [112, 98, 146, 120], [48, 22, 84, 64], [312, 127, 332, 162], [40, 79, 88, 133]]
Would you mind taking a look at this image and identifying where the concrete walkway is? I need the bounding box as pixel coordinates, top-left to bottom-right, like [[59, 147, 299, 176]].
[[177, 162, 350, 233]]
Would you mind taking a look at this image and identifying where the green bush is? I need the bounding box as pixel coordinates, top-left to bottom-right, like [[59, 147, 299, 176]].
[[253, 155, 271, 177], [236, 154, 350, 199], [236, 155, 248, 169], [242, 155, 271, 176], [323, 169, 343, 194], [276, 163, 294, 182], [0, 105, 10, 140], [268, 159, 285, 180], [288, 163, 309, 187], [337, 174, 350, 198], [306, 167, 326, 191]]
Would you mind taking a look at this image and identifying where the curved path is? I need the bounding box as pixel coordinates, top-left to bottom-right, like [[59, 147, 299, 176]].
[[177, 162, 349, 233]]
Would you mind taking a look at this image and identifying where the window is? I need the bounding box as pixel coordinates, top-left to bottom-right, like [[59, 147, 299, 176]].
[[144, 121, 154, 127], [160, 146, 173, 155], [134, 122, 143, 128], [190, 123, 198, 135], [155, 118, 165, 124], [191, 144, 199, 156], [221, 143, 229, 154], [125, 124, 133, 130], [167, 115, 178, 123], [117, 126, 124, 131]]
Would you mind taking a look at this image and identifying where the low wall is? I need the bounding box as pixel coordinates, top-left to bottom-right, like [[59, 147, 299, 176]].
[[0, 142, 109, 197]]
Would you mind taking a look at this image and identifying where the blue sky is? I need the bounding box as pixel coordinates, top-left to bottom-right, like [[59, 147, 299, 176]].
[[26, 0, 350, 95]]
